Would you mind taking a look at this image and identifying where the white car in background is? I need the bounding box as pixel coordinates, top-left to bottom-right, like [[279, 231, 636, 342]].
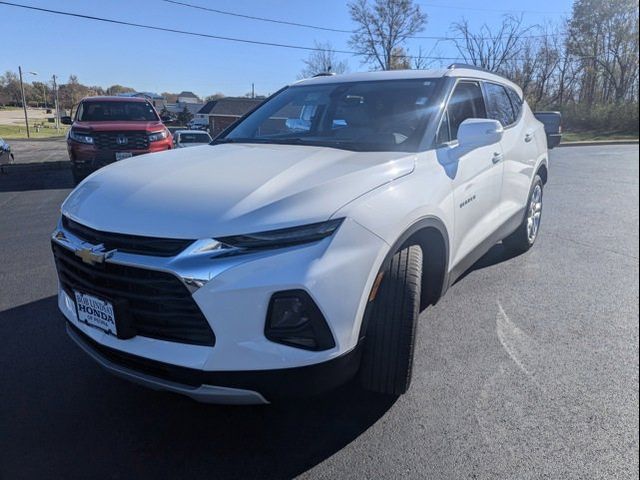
[[173, 130, 213, 148], [52, 65, 558, 404]]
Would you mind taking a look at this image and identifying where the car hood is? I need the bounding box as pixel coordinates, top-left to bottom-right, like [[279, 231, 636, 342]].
[[72, 120, 165, 132], [62, 143, 415, 239]]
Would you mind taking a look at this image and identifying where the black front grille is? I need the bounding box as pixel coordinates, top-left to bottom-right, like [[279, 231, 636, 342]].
[[62, 216, 194, 257], [53, 242, 215, 346], [93, 131, 149, 151]]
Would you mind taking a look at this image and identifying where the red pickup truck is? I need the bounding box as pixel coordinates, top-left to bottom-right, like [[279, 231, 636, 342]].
[[61, 96, 173, 184]]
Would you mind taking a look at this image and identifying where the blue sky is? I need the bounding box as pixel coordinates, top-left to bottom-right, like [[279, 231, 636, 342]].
[[1, 0, 574, 97]]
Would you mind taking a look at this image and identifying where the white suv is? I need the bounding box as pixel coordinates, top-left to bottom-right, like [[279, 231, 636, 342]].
[[52, 65, 554, 404]]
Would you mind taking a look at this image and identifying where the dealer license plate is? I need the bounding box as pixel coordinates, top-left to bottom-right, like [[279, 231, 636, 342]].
[[115, 152, 132, 161], [74, 291, 117, 336]]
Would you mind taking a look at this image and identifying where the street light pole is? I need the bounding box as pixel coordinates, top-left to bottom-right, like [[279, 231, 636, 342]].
[[18, 66, 30, 139], [52, 74, 60, 131]]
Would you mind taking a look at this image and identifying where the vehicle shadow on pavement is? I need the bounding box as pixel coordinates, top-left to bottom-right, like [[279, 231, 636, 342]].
[[455, 243, 523, 284], [0, 295, 397, 480], [0, 166, 73, 193]]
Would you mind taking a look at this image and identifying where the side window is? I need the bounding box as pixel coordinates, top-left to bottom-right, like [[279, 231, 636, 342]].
[[438, 81, 487, 142], [485, 82, 516, 127], [506, 87, 523, 121], [436, 110, 451, 145]]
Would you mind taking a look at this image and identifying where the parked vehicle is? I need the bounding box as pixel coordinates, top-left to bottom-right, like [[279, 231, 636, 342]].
[[173, 130, 212, 148], [0, 137, 14, 170], [187, 118, 210, 131], [532, 111, 562, 148], [61, 96, 173, 185], [52, 65, 555, 404]]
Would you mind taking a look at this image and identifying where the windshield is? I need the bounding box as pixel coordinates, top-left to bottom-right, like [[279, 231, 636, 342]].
[[221, 79, 443, 152], [179, 133, 211, 143], [76, 101, 159, 122]]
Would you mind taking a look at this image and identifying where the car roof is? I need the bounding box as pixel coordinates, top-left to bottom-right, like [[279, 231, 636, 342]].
[[80, 96, 149, 103], [176, 130, 211, 135], [294, 67, 523, 97]]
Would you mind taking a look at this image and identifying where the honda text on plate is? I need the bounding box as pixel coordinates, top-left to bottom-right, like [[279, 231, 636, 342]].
[[52, 65, 559, 404]]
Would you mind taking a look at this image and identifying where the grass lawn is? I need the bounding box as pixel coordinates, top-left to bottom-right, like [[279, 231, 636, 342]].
[[563, 131, 639, 142], [0, 124, 68, 139]]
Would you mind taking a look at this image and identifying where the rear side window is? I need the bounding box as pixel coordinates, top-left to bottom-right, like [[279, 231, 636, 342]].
[[484, 82, 516, 127], [438, 81, 487, 143], [506, 87, 523, 120]]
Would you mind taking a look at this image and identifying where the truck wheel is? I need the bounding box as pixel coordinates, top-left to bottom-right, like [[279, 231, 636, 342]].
[[359, 245, 422, 395], [503, 175, 543, 253]]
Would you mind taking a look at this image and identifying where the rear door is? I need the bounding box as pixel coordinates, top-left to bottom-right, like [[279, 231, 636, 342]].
[[484, 82, 538, 221], [436, 80, 504, 268]]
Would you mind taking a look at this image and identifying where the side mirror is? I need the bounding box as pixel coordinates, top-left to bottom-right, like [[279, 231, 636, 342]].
[[457, 119, 503, 148], [60, 116, 73, 125]]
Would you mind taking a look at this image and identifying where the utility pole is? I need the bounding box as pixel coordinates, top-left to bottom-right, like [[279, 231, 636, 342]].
[[18, 66, 30, 138], [52, 74, 60, 131], [251, 83, 255, 99]]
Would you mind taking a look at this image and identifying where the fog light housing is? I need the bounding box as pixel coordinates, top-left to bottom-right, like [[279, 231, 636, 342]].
[[265, 290, 335, 351]]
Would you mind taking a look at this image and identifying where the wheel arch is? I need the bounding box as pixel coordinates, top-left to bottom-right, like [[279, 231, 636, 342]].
[[398, 218, 450, 310], [372, 216, 450, 311], [537, 162, 548, 185]]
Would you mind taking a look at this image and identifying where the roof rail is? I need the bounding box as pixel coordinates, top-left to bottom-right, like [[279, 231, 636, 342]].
[[313, 72, 336, 77], [447, 63, 494, 74], [447, 63, 516, 84]]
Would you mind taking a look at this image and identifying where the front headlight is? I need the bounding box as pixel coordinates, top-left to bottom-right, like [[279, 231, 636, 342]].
[[148, 130, 168, 142], [216, 218, 344, 250], [69, 130, 94, 144]]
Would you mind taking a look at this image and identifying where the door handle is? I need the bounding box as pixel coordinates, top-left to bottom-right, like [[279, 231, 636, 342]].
[[524, 133, 534, 143], [492, 152, 503, 164]]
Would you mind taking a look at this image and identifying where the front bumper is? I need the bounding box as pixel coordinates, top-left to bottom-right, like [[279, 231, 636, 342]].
[[54, 216, 389, 391], [67, 321, 362, 403], [67, 140, 171, 172]]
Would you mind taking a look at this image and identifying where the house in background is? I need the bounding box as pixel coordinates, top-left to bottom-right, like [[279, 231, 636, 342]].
[[165, 101, 205, 120], [197, 97, 263, 136], [177, 91, 201, 104], [117, 92, 167, 109]]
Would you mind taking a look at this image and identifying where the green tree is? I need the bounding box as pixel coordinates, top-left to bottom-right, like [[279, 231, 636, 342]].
[[177, 106, 193, 125]]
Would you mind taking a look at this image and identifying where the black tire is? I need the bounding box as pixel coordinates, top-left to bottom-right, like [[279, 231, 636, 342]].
[[503, 175, 544, 254], [359, 245, 422, 395]]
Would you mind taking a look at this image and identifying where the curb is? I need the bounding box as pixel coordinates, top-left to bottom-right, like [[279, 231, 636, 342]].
[[1, 161, 70, 172], [559, 140, 639, 147]]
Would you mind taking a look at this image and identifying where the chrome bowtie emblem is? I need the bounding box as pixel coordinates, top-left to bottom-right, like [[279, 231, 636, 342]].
[[75, 244, 116, 265], [116, 135, 128, 145]]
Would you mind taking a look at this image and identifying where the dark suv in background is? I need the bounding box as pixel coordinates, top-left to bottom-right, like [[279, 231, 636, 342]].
[[62, 96, 173, 184]]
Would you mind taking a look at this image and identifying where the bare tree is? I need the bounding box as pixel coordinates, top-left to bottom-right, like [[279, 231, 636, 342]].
[[298, 42, 349, 79], [348, 0, 426, 70], [567, 0, 639, 104], [451, 15, 532, 72]]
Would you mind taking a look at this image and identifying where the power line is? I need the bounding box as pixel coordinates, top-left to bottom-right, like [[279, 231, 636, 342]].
[[0, 1, 459, 60], [161, 0, 568, 41], [0, 1, 593, 62], [162, 0, 352, 34]]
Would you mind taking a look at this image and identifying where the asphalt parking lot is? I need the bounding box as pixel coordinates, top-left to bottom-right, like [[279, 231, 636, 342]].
[[0, 145, 638, 479]]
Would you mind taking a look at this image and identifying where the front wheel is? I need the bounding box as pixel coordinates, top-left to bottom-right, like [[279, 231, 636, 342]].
[[359, 245, 422, 396], [503, 175, 543, 253]]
